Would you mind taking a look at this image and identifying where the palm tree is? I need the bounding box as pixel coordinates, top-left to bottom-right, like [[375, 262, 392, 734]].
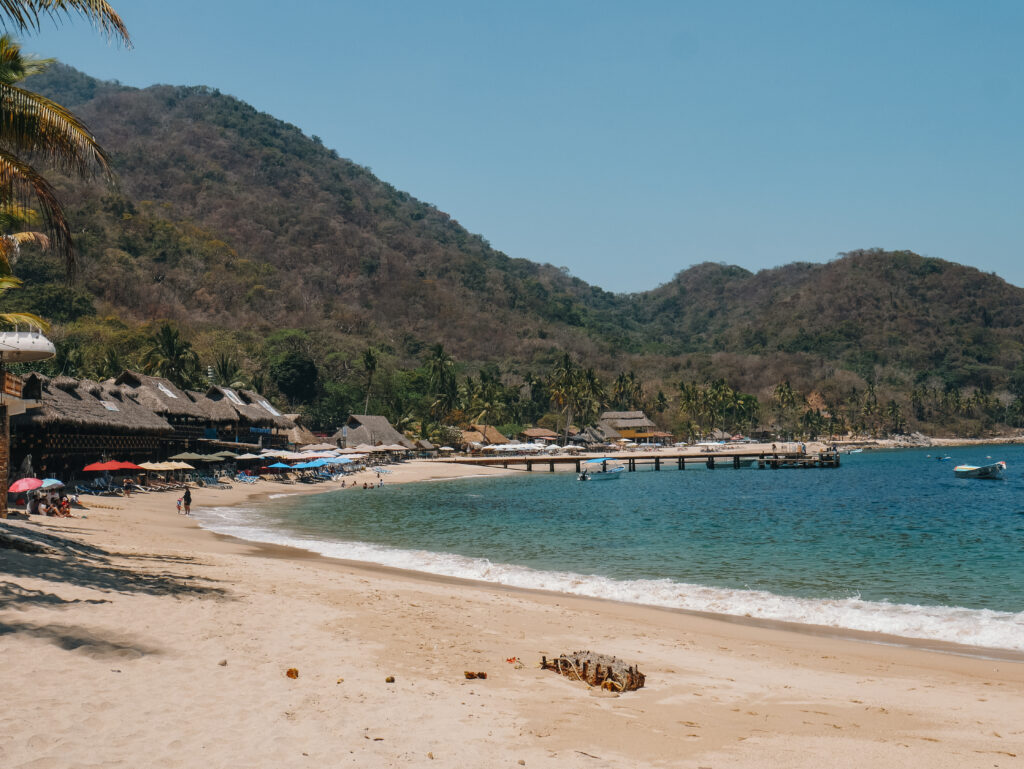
[[0, 33, 117, 273], [361, 347, 378, 414], [141, 323, 199, 389], [547, 353, 582, 444], [423, 343, 456, 419], [212, 352, 245, 388], [94, 344, 124, 380]]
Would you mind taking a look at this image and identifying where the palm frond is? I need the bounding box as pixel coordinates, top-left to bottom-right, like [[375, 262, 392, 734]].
[[0, 1, 131, 45], [0, 309, 48, 329], [0, 150, 74, 272], [0, 82, 111, 179]]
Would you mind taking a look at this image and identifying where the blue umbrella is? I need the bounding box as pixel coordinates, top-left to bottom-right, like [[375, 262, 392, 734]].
[[324, 457, 352, 465], [41, 478, 65, 488], [267, 462, 292, 469]]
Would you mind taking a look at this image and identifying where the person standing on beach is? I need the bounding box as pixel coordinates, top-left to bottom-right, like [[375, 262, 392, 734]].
[[182, 487, 192, 515]]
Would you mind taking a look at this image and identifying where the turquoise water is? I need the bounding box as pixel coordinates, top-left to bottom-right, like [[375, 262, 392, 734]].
[[198, 446, 1024, 652]]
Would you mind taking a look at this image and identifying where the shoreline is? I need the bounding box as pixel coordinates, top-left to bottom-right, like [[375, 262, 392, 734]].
[[3, 459, 1023, 767]]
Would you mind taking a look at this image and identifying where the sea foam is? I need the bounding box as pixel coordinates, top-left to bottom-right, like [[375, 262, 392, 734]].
[[196, 504, 1024, 654]]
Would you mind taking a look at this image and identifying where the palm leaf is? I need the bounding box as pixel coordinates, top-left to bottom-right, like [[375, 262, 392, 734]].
[[0, 82, 111, 178], [0, 150, 74, 271], [0, 1, 130, 45]]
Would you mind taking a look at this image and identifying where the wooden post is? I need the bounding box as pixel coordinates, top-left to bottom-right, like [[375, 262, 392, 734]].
[[0, 402, 7, 519], [733, 455, 740, 469], [706, 456, 715, 470], [654, 457, 660, 471], [549, 461, 554, 472], [526, 461, 532, 472]]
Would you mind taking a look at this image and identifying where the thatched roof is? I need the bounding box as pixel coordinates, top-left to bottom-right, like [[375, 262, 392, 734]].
[[238, 389, 295, 429], [599, 411, 656, 430], [459, 429, 485, 445], [415, 438, 435, 451], [468, 424, 510, 444], [331, 415, 414, 449], [196, 386, 292, 428], [12, 374, 173, 435], [185, 390, 238, 423], [287, 424, 319, 447], [521, 427, 558, 439], [114, 370, 207, 419]]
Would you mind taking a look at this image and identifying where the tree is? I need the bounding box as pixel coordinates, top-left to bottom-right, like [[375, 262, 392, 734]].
[[269, 349, 318, 404], [212, 352, 245, 388], [0, 30, 122, 272], [547, 353, 582, 444], [361, 346, 378, 414], [141, 323, 199, 389], [423, 343, 457, 419]]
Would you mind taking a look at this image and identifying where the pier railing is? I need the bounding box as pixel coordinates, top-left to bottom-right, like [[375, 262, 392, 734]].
[[440, 448, 840, 472]]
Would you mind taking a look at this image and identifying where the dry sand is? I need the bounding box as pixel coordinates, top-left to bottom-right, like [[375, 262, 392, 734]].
[[1, 459, 1022, 768]]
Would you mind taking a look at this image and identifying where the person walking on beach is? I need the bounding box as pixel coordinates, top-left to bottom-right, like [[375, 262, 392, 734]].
[[182, 487, 192, 515], [176, 497, 183, 514]]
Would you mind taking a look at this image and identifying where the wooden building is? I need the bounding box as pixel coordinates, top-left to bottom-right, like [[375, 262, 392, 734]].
[[114, 370, 208, 449], [599, 411, 659, 443], [11, 374, 173, 480]]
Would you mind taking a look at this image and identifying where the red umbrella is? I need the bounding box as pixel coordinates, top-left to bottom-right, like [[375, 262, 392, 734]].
[[114, 461, 144, 470], [9, 477, 43, 493], [83, 460, 122, 472]]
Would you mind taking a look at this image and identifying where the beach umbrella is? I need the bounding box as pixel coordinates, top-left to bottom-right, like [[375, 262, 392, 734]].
[[114, 461, 145, 471], [9, 477, 43, 493], [40, 478, 65, 489], [213, 450, 240, 458], [266, 462, 292, 469], [235, 453, 262, 460], [83, 460, 122, 472]]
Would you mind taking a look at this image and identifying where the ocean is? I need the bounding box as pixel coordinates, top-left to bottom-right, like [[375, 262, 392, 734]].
[[195, 445, 1024, 654]]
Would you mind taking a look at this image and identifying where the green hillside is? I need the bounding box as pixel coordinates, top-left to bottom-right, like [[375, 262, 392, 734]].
[[7, 65, 1024, 436]]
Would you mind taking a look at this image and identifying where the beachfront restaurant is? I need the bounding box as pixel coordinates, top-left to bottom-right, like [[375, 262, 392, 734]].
[[189, 385, 293, 451], [114, 370, 210, 448], [10, 374, 174, 482]]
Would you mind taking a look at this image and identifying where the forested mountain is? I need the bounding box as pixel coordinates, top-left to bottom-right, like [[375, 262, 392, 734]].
[[8, 65, 1024, 435]]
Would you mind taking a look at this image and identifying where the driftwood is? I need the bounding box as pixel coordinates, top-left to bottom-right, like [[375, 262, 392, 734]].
[[541, 651, 645, 692]]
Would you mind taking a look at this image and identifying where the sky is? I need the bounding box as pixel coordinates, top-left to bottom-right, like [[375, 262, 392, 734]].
[[17, 0, 1024, 292]]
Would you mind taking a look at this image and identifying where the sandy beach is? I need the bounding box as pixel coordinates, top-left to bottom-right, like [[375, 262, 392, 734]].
[[2, 459, 1022, 768]]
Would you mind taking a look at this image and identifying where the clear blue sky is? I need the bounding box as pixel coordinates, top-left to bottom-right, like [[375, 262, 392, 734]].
[[18, 0, 1024, 292]]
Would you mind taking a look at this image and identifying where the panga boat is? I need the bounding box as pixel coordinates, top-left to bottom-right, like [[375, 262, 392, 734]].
[[953, 461, 1006, 479], [578, 458, 625, 481]]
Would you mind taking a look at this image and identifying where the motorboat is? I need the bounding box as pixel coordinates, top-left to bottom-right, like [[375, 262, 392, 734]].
[[953, 461, 1006, 479], [578, 457, 625, 481]]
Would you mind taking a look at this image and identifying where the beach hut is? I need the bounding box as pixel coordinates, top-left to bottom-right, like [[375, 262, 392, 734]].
[[113, 370, 208, 449], [598, 411, 658, 444], [192, 385, 293, 449], [10, 374, 173, 481], [331, 415, 415, 450]]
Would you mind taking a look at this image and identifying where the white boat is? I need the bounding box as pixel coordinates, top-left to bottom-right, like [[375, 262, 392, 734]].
[[953, 461, 1006, 479], [578, 458, 625, 481]]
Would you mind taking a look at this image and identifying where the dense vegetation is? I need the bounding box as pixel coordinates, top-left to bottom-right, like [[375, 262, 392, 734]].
[[4, 64, 1024, 439]]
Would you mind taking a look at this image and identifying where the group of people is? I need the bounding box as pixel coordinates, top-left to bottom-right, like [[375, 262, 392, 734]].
[[27, 493, 73, 517]]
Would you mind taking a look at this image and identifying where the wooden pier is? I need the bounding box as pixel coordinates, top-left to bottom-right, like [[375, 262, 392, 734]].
[[441, 448, 840, 473]]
